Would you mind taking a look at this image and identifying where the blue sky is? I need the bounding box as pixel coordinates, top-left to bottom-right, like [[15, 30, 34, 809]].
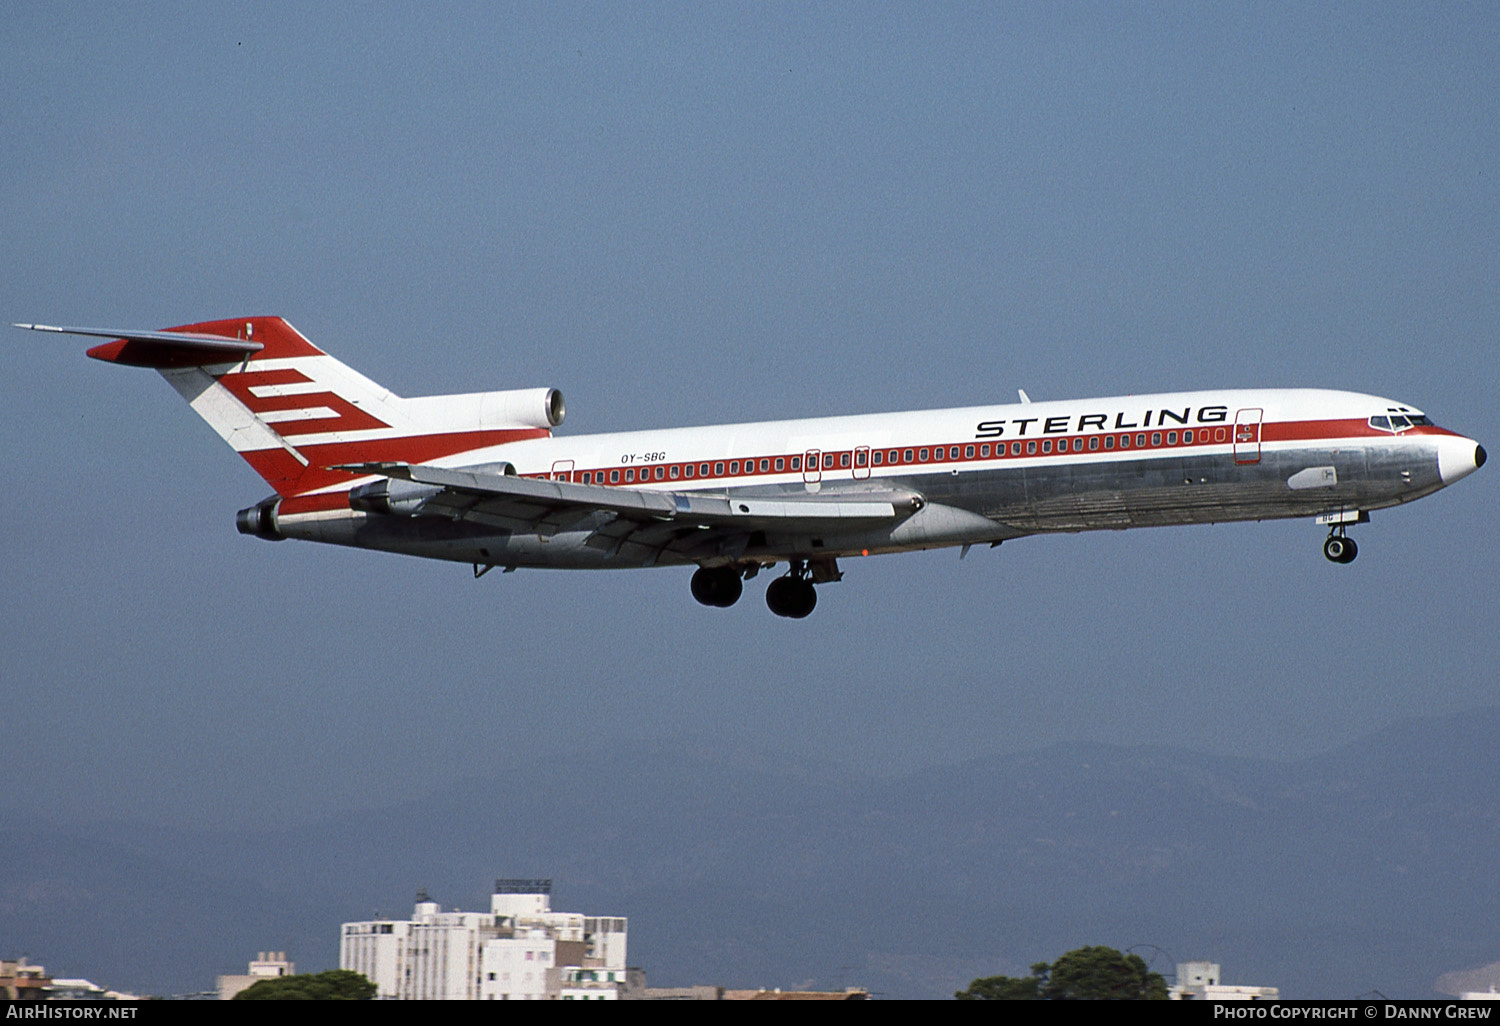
[[2, 2, 1495, 829]]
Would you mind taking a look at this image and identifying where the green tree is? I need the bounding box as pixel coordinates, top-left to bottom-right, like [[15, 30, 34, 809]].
[[233, 969, 377, 1001], [956, 947, 1168, 1001]]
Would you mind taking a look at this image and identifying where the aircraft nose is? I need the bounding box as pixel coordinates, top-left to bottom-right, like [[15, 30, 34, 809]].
[[1438, 436, 1486, 484]]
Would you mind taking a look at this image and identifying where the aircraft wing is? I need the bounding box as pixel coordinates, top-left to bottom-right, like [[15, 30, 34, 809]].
[[338, 461, 920, 562]]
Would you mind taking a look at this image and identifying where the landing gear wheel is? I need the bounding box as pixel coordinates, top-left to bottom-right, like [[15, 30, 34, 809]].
[[1323, 535, 1358, 564], [765, 575, 817, 618], [691, 567, 743, 607]]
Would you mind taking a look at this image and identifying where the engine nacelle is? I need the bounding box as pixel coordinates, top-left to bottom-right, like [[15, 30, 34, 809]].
[[235, 500, 284, 540], [482, 387, 565, 429], [399, 387, 565, 431], [348, 478, 445, 516]]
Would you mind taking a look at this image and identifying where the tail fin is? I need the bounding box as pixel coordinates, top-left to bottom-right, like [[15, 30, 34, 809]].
[[24, 317, 563, 497]]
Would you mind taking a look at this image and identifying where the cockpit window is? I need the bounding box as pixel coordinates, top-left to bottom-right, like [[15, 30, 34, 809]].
[[1370, 413, 1431, 433]]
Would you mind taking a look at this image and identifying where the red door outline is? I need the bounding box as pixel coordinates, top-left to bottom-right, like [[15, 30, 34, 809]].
[[1233, 409, 1263, 465]]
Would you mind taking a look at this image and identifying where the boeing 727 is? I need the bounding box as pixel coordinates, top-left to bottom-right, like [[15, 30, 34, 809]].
[[19, 316, 1486, 618]]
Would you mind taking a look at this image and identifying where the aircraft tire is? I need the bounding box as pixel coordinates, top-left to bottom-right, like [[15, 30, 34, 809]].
[[766, 576, 817, 618], [1323, 536, 1357, 564], [691, 567, 742, 607]]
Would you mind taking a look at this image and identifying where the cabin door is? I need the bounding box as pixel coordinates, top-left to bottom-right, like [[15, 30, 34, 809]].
[[1233, 409, 1263, 465]]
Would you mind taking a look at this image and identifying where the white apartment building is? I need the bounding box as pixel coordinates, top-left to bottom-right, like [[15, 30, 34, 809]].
[[340, 879, 627, 1000]]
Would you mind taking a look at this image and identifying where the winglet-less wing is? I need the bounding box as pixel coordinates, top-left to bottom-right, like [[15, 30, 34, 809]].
[[15, 322, 264, 367], [337, 461, 921, 533]]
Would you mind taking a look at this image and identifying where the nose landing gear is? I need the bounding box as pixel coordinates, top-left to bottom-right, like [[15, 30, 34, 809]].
[[1323, 529, 1358, 564]]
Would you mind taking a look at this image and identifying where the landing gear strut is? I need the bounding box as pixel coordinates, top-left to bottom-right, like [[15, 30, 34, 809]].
[[1323, 529, 1358, 564], [691, 566, 744, 607], [766, 560, 818, 619]]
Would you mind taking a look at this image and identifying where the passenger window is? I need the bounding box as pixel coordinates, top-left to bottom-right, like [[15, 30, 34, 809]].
[[1073, 438, 1083, 452], [760, 459, 770, 472], [714, 462, 725, 475], [655, 466, 665, 480], [855, 451, 867, 467], [824, 453, 835, 469], [625, 469, 635, 482], [1166, 431, 1177, 445], [1042, 440, 1052, 453], [919, 448, 929, 461], [1011, 442, 1022, 455], [979, 444, 990, 458], [775, 457, 785, 471], [669, 465, 680, 479], [685, 465, 694, 478], [1136, 434, 1146, 447], [1183, 430, 1193, 444], [610, 469, 620, 483], [1089, 437, 1099, 451], [791, 456, 801, 470], [1026, 441, 1036, 454], [872, 451, 883, 465], [699, 463, 710, 476], [1104, 436, 1114, 449], [840, 453, 850, 468], [1214, 428, 1226, 443], [580, 472, 591, 483], [729, 461, 739, 474], [1151, 433, 1162, 446], [904, 449, 914, 462], [1120, 435, 1130, 449]]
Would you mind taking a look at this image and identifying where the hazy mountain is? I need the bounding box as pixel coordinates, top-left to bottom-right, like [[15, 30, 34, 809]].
[[3, 710, 1495, 999]]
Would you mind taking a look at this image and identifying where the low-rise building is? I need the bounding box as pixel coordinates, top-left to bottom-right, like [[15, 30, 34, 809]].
[[1, 959, 51, 1001], [217, 951, 295, 1000]]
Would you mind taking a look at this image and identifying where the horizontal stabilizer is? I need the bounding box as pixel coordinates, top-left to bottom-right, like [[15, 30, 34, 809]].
[[15, 322, 264, 367]]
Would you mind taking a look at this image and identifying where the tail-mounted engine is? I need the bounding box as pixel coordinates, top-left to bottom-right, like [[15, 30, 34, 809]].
[[235, 500, 284, 541]]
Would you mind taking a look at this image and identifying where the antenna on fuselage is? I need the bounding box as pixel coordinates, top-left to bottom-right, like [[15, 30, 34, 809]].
[[1018, 389, 1032, 404]]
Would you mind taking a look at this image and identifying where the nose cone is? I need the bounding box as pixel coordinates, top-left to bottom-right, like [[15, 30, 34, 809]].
[[1438, 436, 1486, 484]]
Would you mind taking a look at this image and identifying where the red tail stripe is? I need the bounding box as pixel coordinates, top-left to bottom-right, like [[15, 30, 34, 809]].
[[217, 368, 391, 437]]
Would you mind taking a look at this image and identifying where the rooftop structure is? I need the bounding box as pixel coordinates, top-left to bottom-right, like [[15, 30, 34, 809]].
[[1169, 961, 1279, 1001]]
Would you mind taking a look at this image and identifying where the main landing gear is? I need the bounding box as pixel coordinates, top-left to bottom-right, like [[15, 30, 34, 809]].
[[690, 566, 744, 607], [690, 559, 831, 618], [1323, 528, 1358, 564], [765, 562, 817, 619]]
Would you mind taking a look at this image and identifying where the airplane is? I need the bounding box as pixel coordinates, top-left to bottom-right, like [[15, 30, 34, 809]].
[[18, 316, 1486, 618]]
